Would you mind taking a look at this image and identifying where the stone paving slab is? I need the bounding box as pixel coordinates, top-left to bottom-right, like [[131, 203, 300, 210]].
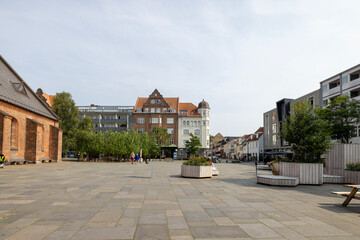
[[0, 161, 360, 239]]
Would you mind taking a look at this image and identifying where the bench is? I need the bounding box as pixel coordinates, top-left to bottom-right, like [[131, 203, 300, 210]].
[[331, 192, 360, 199], [257, 174, 299, 187], [256, 164, 271, 170], [331, 185, 360, 206], [323, 175, 344, 184]]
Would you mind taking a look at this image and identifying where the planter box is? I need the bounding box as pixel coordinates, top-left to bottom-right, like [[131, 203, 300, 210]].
[[344, 171, 360, 184], [275, 162, 323, 185], [181, 165, 212, 178]]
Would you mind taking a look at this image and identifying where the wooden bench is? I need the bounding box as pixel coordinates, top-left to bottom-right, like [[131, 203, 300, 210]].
[[331, 192, 360, 199], [331, 185, 360, 206], [257, 174, 299, 187]]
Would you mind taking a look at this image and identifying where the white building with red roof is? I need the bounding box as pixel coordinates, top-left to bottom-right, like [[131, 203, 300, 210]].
[[178, 100, 210, 159]]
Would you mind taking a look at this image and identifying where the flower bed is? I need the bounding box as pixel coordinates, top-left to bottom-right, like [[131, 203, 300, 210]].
[[346, 162, 360, 171]]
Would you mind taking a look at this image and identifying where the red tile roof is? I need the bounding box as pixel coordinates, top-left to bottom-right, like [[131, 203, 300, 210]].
[[42, 93, 55, 107], [179, 103, 200, 117], [134, 97, 179, 113], [255, 127, 264, 133]]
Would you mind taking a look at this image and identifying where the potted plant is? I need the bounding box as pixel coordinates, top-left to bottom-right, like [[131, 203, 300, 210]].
[[279, 102, 331, 185], [344, 162, 360, 184], [181, 157, 212, 178]]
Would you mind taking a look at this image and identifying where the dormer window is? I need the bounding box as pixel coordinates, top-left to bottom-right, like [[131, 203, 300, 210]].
[[12, 82, 28, 96], [136, 108, 142, 113]]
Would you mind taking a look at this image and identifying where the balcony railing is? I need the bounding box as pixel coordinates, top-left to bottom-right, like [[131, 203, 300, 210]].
[[343, 77, 360, 91], [95, 127, 128, 132], [100, 119, 128, 124], [323, 85, 340, 98]]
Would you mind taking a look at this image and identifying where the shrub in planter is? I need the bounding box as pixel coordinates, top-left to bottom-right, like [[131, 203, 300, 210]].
[[183, 157, 211, 166], [181, 157, 212, 178], [281, 102, 331, 163], [346, 161, 360, 171]]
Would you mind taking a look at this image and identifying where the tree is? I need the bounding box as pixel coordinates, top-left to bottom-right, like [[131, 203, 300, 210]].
[[75, 116, 94, 152], [139, 132, 159, 158], [281, 102, 331, 163], [52, 92, 79, 152], [150, 127, 171, 147], [317, 95, 360, 143], [185, 133, 202, 156]]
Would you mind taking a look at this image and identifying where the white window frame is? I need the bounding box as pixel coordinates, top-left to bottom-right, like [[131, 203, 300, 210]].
[[152, 118, 159, 124], [137, 118, 145, 124], [167, 118, 174, 124]]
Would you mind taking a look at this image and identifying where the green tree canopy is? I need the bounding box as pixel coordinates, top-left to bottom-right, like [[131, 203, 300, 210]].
[[185, 133, 202, 156], [52, 92, 79, 152], [150, 127, 172, 147], [281, 102, 331, 163], [317, 95, 360, 143]]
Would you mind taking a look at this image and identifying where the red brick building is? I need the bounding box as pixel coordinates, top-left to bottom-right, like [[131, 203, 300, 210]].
[[133, 89, 179, 146], [0, 55, 62, 164]]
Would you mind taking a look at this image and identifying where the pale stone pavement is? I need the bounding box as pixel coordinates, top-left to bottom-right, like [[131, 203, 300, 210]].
[[0, 161, 360, 240]]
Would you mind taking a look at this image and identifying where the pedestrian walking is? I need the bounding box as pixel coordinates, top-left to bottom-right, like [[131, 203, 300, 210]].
[[135, 154, 140, 163], [130, 152, 135, 164]]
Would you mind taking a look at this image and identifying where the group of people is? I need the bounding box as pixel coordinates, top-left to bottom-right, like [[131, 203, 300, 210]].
[[130, 152, 140, 164]]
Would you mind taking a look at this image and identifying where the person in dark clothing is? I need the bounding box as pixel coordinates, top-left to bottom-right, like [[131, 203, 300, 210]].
[[135, 154, 140, 163]]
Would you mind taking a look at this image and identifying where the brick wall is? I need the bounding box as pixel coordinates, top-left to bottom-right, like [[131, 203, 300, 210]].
[[0, 100, 62, 163], [133, 113, 178, 145]]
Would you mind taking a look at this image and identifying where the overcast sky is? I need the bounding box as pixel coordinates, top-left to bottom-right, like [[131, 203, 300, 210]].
[[1, 0, 360, 136]]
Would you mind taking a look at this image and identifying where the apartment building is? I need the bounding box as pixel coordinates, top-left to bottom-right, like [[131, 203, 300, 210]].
[[320, 64, 360, 107], [263, 89, 321, 152], [320, 64, 360, 142], [133, 89, 210, 158], [178, 100, 210, 158], [133, 89, 179, 149], [78, 105, 134, 132], [245, 127, 264, 161]]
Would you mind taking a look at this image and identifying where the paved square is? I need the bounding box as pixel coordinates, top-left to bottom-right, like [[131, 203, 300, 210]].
[[0, 161, 360, 239]]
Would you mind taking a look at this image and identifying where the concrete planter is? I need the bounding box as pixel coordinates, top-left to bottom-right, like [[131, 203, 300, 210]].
[[181, 165, 212, 178], [344, 171, 360, 184], [275, 162, 323, 185]]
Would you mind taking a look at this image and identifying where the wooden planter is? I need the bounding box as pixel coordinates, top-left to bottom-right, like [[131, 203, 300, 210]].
[[181, 165, 212, 178], [344, 171, 360, 184], [275, 162, 323, 185]]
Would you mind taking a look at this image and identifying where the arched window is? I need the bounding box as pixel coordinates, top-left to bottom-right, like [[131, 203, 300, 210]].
[[183, 129, 189, 135], [187, 121, 190, 126], [183, 121, 186, 126], [194, 129, 201, 136], [10, 118, 19, 149]]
